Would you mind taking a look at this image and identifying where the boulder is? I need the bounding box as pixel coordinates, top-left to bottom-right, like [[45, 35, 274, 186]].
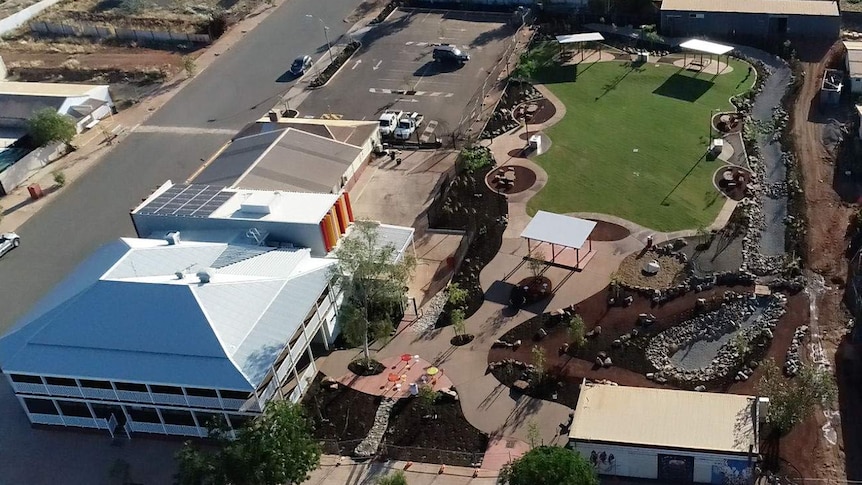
[[603, 357, 613, 367]]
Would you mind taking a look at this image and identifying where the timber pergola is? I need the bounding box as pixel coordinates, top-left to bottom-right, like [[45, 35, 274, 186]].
[[520, 211, 597, 268], [556, 32, 605, 62], [679, 39, 733, 74]]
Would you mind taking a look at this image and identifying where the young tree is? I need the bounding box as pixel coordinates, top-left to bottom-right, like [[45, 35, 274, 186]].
[[527, 249, 546, 278], [377, 471, 408, 485], [756, 359, 837, 435], [175, 400, 321, 485], [52, 170, 66, 188], [417, 385, 437, 414], [531, 345, 547, 381], [331, 220, 416, 361], [182, 56, 197, 78], [568, 314, 586, 349], [447, 282, 469, 311], [499, 446, 598, 485], [27, 108, 76, 147], [526, 420, 541, 449], [451, 308, 467, 337]]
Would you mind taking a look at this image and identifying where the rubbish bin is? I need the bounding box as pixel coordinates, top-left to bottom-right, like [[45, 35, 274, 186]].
[[27, 184, 43, 200]]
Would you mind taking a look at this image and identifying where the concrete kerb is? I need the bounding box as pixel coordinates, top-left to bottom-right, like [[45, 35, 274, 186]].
[[306, 42, 359, 91]]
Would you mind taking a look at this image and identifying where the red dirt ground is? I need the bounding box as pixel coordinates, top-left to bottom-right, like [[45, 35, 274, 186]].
[[0, 47, 184, 73], [587, 220, 630, 242]]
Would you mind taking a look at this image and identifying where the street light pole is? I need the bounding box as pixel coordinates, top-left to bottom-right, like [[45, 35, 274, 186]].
[[306, 15, 333, 63]]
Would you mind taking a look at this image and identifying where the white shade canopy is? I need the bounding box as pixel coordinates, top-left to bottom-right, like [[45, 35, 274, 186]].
[[520, 211, 597, 250], [556, 32, 604, 45], [679, 39, 734, 56]]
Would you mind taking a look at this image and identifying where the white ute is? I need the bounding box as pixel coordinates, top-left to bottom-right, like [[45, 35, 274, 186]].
[[393, 112, 424, 141], [378, 110, 403, 137]]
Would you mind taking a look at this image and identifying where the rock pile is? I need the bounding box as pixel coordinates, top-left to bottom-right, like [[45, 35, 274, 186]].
[[354, 397, 398, 458], [645, 294, 786, 385], [784, 325, 808, 377], [416, 291, 448, 334]]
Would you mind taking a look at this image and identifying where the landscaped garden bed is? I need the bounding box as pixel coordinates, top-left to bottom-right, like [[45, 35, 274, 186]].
[[429, 147, 508, 321], [302, 375, 488, 466], [309, 41, 361, 88]]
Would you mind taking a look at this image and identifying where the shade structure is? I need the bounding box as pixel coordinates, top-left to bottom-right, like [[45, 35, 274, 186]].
[[426, 366, 439, 376], [400, 353, 412, 362], [521, 211, 598, 268], [556, 32, 604, 44], [679, 39, 733, 56]]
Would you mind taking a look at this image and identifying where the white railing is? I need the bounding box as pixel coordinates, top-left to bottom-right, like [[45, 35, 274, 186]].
[[80, 387, 117, 400], [298, 364, 317, 395], [46, 384, 83, 398], [289, 340, 307, 365], [127, 421, 166, 434], [62, 416, 100, 429], [28, 413, 64, 425], [289, 386, 302, 403], [150, 392, 188, 406], [163, 424, 204, 437], [186, 395, 222, 409], [11, 382, 49, 395], [115, 390, 152, 403], [220, 397, 249, 410]]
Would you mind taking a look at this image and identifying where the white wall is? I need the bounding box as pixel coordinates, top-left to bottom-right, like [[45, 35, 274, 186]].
[[0, 141, 64, 195], [851, 76, 862, 94], [0, 0, 65, 36], [571, 442, 754, 484]]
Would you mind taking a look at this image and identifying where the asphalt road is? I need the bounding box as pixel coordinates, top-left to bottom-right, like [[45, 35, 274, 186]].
[[0, 0, 363, 335], [298, 8, 515, 139]]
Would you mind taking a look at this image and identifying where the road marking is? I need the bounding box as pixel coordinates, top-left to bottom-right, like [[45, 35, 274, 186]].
[[394, 98, 419, 103], [320, 113, 344, 120], [370, 88, 454, 97], [373, 60, 383, 70], [134, 125, 236, 135], [419, 120, 438, 143], [351, 59, 362, 70]]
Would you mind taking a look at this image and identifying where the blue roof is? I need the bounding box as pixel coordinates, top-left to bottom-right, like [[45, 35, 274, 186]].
[[0, 238, 335, 391]]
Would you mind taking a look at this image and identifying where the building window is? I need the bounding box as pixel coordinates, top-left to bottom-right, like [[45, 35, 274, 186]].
[[90, 403, 124, 420], [150, 385, 184, 395], [56, 400, 92, 418], [195, 411, 226, 429], [689, 13, 704, 18], [220, 390, 251, 401], [228, 414, 252, 429], [24, 398, 58, 415], [79, 379, 113, 390], [44, 377, 77, 387], [185, 387, 218, 398], [127, 407, 160, 423], [161, 409, 196, 426], [115, 382, 147, 392], [10, 374, 43, 384]]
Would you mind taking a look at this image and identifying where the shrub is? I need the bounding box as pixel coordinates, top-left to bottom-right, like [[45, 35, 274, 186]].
[[52, 170, 66, 188], [27, 108, 76, 147]]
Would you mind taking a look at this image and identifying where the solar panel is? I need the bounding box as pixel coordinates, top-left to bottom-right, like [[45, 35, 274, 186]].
[[136, 183, 231, 218]]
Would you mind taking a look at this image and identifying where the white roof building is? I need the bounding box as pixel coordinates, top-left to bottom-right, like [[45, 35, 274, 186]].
[[569, 383, 763, 483]]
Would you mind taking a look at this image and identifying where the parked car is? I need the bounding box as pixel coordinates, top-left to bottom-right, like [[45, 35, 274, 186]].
[[433, 44, 469, 64], [0, 232, 20, 258], [290, 55, 313, 75]]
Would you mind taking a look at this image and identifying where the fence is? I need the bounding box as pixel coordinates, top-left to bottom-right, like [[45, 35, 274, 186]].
[[29, 20, 211, 43], [0, 141, 65, 196], [453, 17, 535, 146]]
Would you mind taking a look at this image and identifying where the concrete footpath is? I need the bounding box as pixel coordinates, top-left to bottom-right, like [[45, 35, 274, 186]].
[[304, 455, 498, 485]]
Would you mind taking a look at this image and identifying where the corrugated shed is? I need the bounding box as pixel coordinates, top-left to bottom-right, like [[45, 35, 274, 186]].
[[570, 384, 757, 454], [660, 0, 839, 16]]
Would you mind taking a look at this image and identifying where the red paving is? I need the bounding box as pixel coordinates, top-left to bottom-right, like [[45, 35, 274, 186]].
[[531, 241, 597, 270], [480, 436, 530, 471], [336, 356, 454, 399]]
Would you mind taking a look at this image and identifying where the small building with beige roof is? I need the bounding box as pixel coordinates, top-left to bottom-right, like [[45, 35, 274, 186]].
[[569, 382, 765, 484]]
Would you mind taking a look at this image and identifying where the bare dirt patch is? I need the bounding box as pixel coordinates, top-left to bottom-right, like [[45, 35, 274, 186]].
[[615, 251, 686, 290]]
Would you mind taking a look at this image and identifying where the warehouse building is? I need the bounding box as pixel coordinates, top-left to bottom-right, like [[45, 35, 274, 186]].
[[569, 382, 764, 484], [660, 0, 840, 41], [0, 185, 413, 438]]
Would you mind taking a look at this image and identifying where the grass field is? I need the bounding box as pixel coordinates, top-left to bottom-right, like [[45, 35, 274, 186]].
[[527, 58, 754, 231]]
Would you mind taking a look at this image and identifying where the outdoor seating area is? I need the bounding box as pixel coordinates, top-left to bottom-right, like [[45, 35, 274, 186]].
[[521, 211, 597, 269], [491, 166, 518, 191], [336, 355, 454, 399]]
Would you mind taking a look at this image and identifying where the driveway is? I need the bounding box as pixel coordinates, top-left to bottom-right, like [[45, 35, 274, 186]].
[[298, 8, 517, 141]]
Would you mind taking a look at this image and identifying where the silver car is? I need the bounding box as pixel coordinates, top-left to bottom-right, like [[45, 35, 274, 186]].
[[0, 232, 20, 258]]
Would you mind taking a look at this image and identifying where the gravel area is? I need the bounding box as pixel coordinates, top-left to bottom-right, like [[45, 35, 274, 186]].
[[670, 306, 765, 370], [615, 252, 686, 290]]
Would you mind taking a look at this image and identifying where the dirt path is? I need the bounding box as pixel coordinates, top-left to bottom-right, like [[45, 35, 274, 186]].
[[791, 40, 854, 482]]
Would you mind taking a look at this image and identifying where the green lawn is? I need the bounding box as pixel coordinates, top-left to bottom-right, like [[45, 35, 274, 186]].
[[527, 58, 754, 231]]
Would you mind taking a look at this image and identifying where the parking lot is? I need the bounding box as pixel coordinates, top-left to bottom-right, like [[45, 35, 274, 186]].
[[298, 8, 519, 142]]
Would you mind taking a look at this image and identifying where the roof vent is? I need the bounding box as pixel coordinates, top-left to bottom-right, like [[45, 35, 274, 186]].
[[240, 192, 278, 215], [165, 231, 181, 245], [175, 271, 184, 280], [196, 268, 215, 284]]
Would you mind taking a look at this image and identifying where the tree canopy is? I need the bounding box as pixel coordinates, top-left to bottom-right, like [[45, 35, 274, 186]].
[[499, 446, 598, 485], [331, 220, 415, 359], [175, 400, 321, 485], [27, 108, 76, 147], [756, 358, 836, 435]]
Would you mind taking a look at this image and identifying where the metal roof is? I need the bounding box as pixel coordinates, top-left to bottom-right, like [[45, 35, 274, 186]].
[[570, 383, 758, 455], [680, 39, 733, 55], [556, 32, 604, 44], [0, 81, 104, 97], [520, 211, 597, 249], [0, 238, 335, 391], [660, 0, 839, 16], [0, 95, 66, 123]]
